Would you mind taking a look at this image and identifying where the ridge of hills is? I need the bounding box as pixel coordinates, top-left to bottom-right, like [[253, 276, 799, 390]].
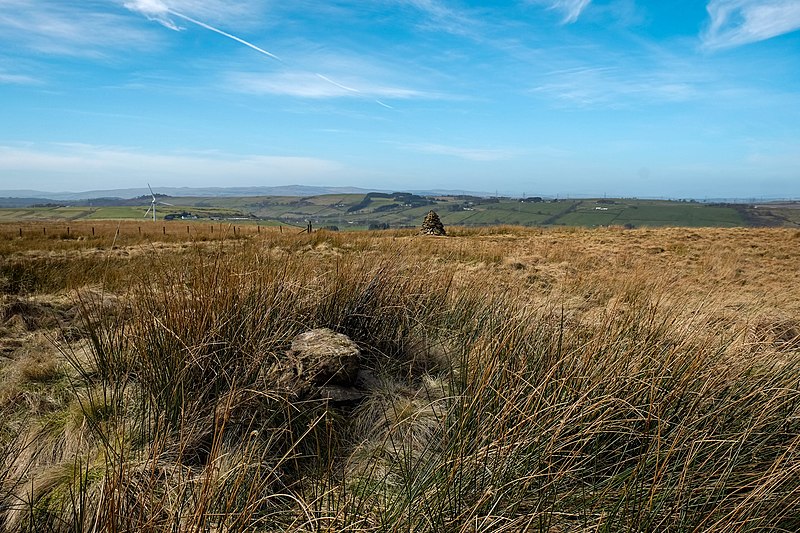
[[0, 185, 376, 202], [0, 185, 497, 203], [0, 189, 798, 229]]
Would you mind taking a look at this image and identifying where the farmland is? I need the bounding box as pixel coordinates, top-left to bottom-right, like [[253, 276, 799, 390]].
[[2, 193, 798, 229]]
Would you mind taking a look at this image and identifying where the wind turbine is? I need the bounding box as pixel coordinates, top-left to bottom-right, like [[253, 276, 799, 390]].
[[143, 184, 174, 222]]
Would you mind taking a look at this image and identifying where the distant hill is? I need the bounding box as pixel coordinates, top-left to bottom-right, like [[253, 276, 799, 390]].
[[0, 186, 501, 209], [0, 185, 377, 202], [0, 197, 57, 208]]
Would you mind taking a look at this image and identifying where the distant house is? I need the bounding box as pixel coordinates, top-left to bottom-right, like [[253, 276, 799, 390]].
[[164, 211, 198, 220]]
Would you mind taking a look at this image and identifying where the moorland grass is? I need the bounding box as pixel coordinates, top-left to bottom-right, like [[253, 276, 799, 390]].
[[0, 224, 798, 531]]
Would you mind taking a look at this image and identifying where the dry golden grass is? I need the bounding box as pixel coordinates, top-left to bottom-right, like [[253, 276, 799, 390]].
[[0, 223, 798, 531], [3, 223, 798, 387]]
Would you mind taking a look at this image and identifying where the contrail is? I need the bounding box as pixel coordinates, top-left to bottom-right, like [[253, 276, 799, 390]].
[[315, 73, 360, 93], [168, 10, 281, 62], [125, 1, 395, 109], [165, 10, 378, 103]]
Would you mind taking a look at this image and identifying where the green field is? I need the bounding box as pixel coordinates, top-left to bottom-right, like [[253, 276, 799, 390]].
[[554, 200, 746, 227], [0, 194, 797, 229]]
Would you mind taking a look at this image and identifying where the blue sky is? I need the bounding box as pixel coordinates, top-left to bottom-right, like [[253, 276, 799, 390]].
[[0, 0, 798, 198]]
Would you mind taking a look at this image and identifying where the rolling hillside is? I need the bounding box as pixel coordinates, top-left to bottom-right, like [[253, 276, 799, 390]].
[[0, 192, 798, 229]]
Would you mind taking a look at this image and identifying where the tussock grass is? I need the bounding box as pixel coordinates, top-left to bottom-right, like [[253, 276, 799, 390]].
[[0, 226, 798, 531]]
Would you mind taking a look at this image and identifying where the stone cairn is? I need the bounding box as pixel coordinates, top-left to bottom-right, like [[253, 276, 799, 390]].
[[420, 210, 446, 236]]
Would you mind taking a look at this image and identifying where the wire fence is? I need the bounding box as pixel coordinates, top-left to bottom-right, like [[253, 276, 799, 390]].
[[0, 221, 294, 242]]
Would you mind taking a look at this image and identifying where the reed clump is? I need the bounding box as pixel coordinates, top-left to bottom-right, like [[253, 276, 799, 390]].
[[0, 225, 798, 531]]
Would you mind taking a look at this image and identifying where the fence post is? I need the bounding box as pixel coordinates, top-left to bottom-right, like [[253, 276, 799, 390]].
[[92, 227, 95, 236], [66, 227, 70, 237], [43, 227, 46, 236], [163, 226, 166, 235]]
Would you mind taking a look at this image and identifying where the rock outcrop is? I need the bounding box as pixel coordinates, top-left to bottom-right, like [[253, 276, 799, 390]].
[[420, 210, 446, 236]]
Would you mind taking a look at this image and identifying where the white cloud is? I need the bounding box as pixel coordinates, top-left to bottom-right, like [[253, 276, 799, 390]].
[[123, 0, 170, 18], [400, 143, 517, 161], [121, 0, 270, 30], [123, 0, 181, 31], [0, 143, 346, 189], [531, 0, 592, 24], [703, 0, 800, 48]]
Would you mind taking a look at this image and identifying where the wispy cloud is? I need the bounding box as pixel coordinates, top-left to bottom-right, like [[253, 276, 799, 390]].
[[530, 65, 700, 108], [703, 0, 800, 49], [0, 0, 262, 58], [0, 0, 160, 57], [0, 70, 40, 85], [0, 143, 345, 188], [400, 142, 517, 161], [399, 0, 486, 37], [229, 70, 441, 101], [530, 0, 592, 24]]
